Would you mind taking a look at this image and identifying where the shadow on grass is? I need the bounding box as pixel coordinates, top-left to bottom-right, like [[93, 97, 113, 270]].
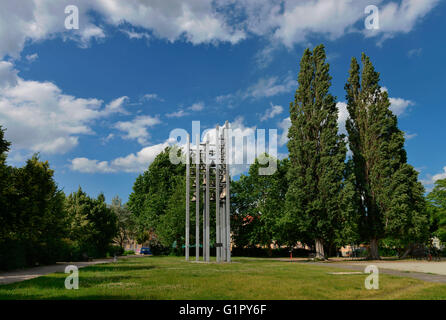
[[82, 265, 156, 272]]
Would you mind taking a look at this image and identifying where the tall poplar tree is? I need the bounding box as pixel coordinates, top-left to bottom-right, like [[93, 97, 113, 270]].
[[345, 54, 428, 259], [285, 45, 347, 259]]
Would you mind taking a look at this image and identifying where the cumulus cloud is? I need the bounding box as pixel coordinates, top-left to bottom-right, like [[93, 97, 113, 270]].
[[278, 117, 291, 147], [70, 141, 170, 173], [433, 167, 446, 182], [389, 97, 415, 116], [421, 166, 446, 189], [381, 87, 415, 116], [217, 74, 296, 107], [70, 117, 276, 175], [0, 0, 245, 59], [1, 0, 438, 60], [0, 61, 126, 154], [166, 102, 205, 118], [260, 103, 283, 121], [114, 115, 161, 145], [281, 94, 413, 148]]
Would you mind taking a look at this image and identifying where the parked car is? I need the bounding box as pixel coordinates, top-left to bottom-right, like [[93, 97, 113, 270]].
[[140, 247, 152, 255]]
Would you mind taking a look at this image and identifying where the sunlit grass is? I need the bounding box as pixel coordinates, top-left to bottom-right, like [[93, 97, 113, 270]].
[[0, 256, 445, 300]]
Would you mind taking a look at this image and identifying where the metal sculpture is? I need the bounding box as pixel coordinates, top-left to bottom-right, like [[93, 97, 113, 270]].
[[185, 121, 231, 262]]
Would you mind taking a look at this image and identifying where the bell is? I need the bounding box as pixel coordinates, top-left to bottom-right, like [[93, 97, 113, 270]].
[[191, 192, 197, 202], [202, 177, 207, 185], [210, 193, 216, 201], [222, 175, 226, 183], [220, 189, 226, 199]]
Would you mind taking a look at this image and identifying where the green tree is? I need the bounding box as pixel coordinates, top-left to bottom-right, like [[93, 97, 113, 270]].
[[427, 179, 446, 244], [157, 176, 187, 251], [110, 196, 136, 249], [345, 54, 428, 259], [66, 188, 117, 257], [284, 45, 347, 259], [128, 147, 185, 244], [231, 156, 289, 252], [0, 126, 11, 244], [1, 155, 67, 268]]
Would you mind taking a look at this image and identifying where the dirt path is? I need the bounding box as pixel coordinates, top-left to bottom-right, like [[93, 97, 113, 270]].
[[0, 256, 140, 285]]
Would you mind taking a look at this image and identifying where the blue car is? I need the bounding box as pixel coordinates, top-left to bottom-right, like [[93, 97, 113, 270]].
[[140, 247, 152, 255]]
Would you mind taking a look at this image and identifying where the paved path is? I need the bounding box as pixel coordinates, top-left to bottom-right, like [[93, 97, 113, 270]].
[[0, 256, 140, 285], [310, 261, 446, 284]]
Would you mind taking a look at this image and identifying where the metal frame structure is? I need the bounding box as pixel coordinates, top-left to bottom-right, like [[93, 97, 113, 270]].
[[185, 121, 231, 262]]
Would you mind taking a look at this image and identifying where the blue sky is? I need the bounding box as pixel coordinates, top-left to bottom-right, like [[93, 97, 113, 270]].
[[0, 0, 445, 202]]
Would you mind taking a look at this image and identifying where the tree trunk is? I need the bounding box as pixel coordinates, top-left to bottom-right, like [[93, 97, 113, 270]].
[[267, 243, 273, 257], [367, 238, 381, 260], [399, 243, 415, 259], [315, 239, 325, 260]]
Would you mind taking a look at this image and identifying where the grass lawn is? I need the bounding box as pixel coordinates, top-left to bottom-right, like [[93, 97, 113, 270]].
[[0, 256, 445, 300]]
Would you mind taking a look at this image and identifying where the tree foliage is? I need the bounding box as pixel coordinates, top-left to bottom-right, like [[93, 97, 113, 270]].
[[65, 188, 118, 257], [427, 179, 446, 244], [231, 156, 289, 251], [128, 147, 186, 248], [345, 54, 428, 258], [284, 44, 348, 258]]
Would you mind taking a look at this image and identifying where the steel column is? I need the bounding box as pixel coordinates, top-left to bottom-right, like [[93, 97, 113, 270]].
[[185, 134, 190, 261], [195, 134, 200, 261]]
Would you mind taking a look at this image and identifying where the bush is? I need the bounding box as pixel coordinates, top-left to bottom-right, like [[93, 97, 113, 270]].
[[0, 240, 26, 271], [123, 250, 135, 256], [231, 246, 312, 258], [107, 245, 124, 257], [378, 246, 399, 257]]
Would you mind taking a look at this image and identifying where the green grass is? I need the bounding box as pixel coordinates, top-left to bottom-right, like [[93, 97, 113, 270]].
[[0, 256, 445, 300]]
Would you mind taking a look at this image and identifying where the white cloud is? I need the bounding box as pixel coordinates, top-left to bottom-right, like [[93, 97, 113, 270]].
[[0, 61, 126, 154], [217, 74, 296, 107], [433, 167, 446, 182], [142, 93, 163, 101], [25, 53, 38, 63], [104, 96, 129, 114], [120, 28, 151, 40], [337, 102, 349, 134], [421, 166, 446, 189], [69, 117, 272, 175], [166, 109, 189, 118], [245, 75, 296, 99], [260, 103, 283, 121], [114, 115, 161, 145], [408, 48, 423, 58], [278, 117, 291, 147], [389, 97, 415, 116], [0, 0, 439, 59], [369, 0, 440, 42], [188, 102, 204, 111], [70, 141, 170, 173], [166, 102, 205, 118], [404, 132, 418, 140]]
